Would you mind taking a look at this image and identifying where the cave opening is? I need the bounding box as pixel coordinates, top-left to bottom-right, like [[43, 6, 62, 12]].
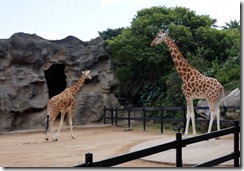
[[45, 64, 67, 99]]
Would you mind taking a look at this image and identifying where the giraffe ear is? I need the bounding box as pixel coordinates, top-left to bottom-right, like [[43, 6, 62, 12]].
[[82, 71, 85, 74]]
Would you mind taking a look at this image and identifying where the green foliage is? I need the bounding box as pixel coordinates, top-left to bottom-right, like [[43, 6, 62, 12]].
[[211, 56, 240, 90], [222, 19, 240, 30], [100, 6, 240, 107], [98, 27, 125, 40]]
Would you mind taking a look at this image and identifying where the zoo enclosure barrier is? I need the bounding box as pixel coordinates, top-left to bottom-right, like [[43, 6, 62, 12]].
[[103, 106, 240, 133], [74, 121, 240, 167]]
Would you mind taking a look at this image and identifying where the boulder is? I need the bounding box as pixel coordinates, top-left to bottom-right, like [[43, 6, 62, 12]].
[[0, 33, 120, 131], [196, 88, 240, 120], [221, 88, 240, 119]]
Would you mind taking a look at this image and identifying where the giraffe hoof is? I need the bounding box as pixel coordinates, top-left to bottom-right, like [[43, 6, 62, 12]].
[[215, 137, 220, 140], [52, 138, 58, 142], [72, 136, 76, 139], [45, 138, 49, 141]]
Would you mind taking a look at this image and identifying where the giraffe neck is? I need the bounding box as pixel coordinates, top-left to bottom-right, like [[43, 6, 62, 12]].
[[164, 36, 200, 81], [69, 75, 85, 96]]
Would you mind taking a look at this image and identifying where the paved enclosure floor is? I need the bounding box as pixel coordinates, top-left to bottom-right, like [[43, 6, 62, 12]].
[[129, 134, 235, 166]]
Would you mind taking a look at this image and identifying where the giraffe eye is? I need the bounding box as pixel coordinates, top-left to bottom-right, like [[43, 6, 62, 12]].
[[158, 36, 161, 38]]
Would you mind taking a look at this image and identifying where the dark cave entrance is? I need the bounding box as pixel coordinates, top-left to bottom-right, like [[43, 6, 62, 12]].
[[45, 64, 67, 99]]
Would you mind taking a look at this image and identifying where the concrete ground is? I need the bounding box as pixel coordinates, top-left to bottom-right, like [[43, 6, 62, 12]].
[[129, 134, 236, 166]]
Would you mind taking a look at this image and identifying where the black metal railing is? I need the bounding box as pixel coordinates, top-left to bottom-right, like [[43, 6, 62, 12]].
[[103, 106, 240, 133], [75, 121, 240, 167]]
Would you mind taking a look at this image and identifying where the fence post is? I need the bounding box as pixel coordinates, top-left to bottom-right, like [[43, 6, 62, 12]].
[[103, 106, 106, 124], [176, 132, 183, 167], [111, 107, 114, 125], [85, 153, 93, 166], [160, 109, 164, 134], [115, 107, 118, 126], [234, 120, 240, 167], [143, 107, 146, 131], [128, 108, 131, 128]]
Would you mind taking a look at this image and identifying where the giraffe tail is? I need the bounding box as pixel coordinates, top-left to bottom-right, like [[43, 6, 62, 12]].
[[44, 104, 51, 134], [44, 115, 50, 135], [220, 87, 227, 114]]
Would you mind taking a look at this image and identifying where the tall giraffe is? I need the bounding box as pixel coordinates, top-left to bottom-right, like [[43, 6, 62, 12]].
[[45, 70, 92, 141], [151, 30, 225, 138]]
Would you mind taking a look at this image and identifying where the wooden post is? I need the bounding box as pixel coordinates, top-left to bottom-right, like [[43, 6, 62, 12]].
[[176, 133, 183, 167], [85, 153, 93, 166], [234, 120, 240, 167]]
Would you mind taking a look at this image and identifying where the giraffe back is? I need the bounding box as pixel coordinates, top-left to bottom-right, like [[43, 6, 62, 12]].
[[182, 74, 223, 102], [47, 89, 73, 117]]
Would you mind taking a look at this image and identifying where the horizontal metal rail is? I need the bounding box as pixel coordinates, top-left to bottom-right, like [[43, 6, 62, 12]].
[[75, 121, 240, 167], [76, 141, 176, 167]]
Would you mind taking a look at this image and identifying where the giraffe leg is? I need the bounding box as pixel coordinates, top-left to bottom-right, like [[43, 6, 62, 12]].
[[191, 112, 196, 136], [45, 116, 50, 141], [215, 107, 221, 140], [45, 109, 56, 141], [207, 104, 216, 133], [183, 98, 196, 138], [216, 107, 220, 131], [55, 113, 65, 141], [184, 112, 190, 138], [69, 116, 75, 139], [45, 118, 56, 141], [45, 132, 49, 141], [208, 116, 214, 133], [45, 127, 51, 141], [49, 123, 56, 141], [68, 101, 76, 139]]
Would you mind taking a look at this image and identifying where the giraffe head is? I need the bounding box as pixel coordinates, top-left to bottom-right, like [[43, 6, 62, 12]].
[[82, 70, 92, 80], [151, 29, 169, 46]]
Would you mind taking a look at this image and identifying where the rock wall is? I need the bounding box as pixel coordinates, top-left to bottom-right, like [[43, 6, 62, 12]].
[[0, 33, 121, 131], [197, 88, 240, 120]]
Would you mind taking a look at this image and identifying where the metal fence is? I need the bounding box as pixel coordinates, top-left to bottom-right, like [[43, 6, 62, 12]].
[[103, 106, 240, 133], [75, 121, 240, 167]]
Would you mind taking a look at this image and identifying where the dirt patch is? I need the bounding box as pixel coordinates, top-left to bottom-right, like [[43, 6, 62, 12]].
[[0, 124, 236, 168], [0, 124, 174, 167]]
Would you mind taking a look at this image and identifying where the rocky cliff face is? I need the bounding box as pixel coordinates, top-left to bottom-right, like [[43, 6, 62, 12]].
[[197, 88, 240, 120], [0, 33, 120, 131]]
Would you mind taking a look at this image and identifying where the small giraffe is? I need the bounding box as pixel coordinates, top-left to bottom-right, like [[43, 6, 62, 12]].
[[45, 70, 92, 141], [151, 29, 225, 138]]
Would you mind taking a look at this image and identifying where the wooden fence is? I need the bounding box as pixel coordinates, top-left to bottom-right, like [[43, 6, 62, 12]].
[[103, 106, 240, 133], [74, 121, 240, 167]]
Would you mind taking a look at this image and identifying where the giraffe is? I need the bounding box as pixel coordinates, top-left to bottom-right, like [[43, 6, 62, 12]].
[[45, 70, 92, 141], [151, 29, 226, 138]]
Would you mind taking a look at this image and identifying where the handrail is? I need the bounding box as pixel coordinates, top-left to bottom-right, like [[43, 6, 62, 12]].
[[75, 121, 240, 167]]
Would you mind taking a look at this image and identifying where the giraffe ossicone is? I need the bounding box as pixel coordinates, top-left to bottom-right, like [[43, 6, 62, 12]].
[[45, 69, 92, 141], [151, 29, 226, 138]]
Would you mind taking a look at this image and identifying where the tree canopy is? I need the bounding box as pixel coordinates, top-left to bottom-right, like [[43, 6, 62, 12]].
[[99, 6, 240, 107]]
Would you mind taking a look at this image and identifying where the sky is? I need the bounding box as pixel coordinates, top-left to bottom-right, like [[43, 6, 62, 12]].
[[0, 0, 241, 41]]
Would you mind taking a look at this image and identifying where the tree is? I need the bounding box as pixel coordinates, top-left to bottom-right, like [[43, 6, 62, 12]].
[[98, 27, 125, 40], [101, 6, 240, 107], [222, 20, 240, 30]]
